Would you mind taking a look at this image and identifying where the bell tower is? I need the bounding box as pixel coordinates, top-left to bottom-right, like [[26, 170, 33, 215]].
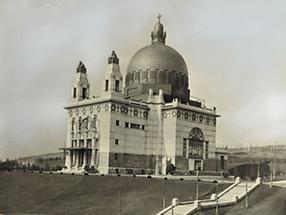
[[102, 51, 123, 97], [71, 61, 90, 102]]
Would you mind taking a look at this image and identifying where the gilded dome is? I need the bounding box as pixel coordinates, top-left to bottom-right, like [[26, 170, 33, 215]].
[[125, 15, 190, 102]]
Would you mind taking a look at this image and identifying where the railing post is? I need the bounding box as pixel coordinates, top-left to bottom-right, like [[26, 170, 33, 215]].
[[196, 182, 199, 200], [215, 183, 219, 215], [270, 171, 273, 188], [245, 177, 248, 208], [162, 180, 165, 209], [119, 190, 121, 215]]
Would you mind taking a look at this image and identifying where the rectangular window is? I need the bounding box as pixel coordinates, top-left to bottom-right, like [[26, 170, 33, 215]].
[[115, 80, 120, 92], [115, 139, 119, 145], [130, 123, 140, 129], [79, 140, 84, 147], [73, 88, 76, 98], [87, 139, 92, 148], [72, 140, 77, 148], [183, 138, 187, 158], [105, 80, 109, 91], [116, 120, 120, 126], [82, 87, 87, 99], [220, 156, 225, 170], [205, 141, 209, 159], [114, 153, 118, 160], [125, 122, 129, 128], [141, 125, 145, 130]]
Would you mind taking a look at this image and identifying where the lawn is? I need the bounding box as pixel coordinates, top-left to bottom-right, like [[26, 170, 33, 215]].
[[0, 172, 228, 215]]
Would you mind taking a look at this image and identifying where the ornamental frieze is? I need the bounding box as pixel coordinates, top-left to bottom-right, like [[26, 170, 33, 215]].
[[162, 110, 216, 126]]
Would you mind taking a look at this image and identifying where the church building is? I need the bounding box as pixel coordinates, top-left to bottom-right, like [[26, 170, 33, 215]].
[[61, 16, 220, 175]]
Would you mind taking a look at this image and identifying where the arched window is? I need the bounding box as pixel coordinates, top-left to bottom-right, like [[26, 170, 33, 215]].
[[82, 117, 89, 130], [189, 127, 204, 141], [82, 87, 87, 99], [71, 118, 75, 132], [115, 80, 120, 92], [78, 117, 82, 131], [188, 128, 205, 159], [73, 88, 77, 98], [105, 80, 109, 91]]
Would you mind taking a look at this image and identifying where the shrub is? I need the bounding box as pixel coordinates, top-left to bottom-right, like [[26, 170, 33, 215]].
[[84, 165, 89, 172], [166, 162, 176, 175], [126, 169, 133, 174], [56, 165, 62, 171], [44, 163, 50, 171], [147, 175, 152, 179], [89, 166, 99, 173]]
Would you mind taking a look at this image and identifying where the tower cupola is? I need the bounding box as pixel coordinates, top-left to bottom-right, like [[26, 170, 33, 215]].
[[102, 51, 123, 97], [71, 61, 90, 102]]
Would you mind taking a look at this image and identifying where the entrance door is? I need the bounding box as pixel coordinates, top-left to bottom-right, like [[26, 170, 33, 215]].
[[195, 160, 202, 171], [220, 156, 225, 170]]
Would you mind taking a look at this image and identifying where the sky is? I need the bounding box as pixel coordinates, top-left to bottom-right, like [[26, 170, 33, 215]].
[[1, 0, 286, 159]]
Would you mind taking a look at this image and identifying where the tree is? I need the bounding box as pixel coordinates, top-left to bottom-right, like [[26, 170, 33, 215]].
[[44, 163, 50, 171]]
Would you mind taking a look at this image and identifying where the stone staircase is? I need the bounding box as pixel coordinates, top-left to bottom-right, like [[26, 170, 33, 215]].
[[156, 177, 261, 215]]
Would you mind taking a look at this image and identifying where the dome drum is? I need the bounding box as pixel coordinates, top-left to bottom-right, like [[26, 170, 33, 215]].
[[124, 17, 190, 103], [125, 69, 189, 102]]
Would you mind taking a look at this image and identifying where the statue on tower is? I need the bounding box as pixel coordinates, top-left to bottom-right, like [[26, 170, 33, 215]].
[[76, 61, 87, 73], [108, 51, 119, 64]]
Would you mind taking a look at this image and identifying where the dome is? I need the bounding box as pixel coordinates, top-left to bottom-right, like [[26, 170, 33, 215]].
[[127, 43, 188, 76], [124, 15, 190, 102]]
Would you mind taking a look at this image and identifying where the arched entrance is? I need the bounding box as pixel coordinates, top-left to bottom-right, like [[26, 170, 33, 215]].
[[183, 127, 208, 171]]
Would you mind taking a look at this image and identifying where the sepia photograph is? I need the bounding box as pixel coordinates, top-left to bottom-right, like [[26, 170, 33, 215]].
[[0, 0, 286, 214]]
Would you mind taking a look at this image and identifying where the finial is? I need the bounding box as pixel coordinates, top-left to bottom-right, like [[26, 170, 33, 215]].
[[157, 14, 161, 23]]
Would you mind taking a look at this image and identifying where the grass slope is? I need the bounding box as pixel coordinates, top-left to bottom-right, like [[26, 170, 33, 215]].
[[0, 172, 228, 215]]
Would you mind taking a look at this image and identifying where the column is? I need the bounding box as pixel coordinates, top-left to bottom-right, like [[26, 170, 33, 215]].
[[75, 151, 78, 168], [82, 139, 87, 168], [90, 139, 96, 167], [82, 151, 87, 168], [72, 150, 76, 167], [64, 150, 71, 169], [203, 141, 206, 159], [95, 149, 100, 167], [186, 139, 190, 158]]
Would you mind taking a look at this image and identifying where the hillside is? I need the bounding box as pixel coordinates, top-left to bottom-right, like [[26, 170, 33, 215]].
[[0, 172, 228, 215]]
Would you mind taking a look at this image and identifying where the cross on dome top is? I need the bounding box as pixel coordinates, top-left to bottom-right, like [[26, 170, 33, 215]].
[[157, 14, 161, 23], [151, 14, 166, 44]]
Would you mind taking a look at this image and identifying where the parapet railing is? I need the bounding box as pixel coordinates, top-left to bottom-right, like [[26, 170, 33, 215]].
[[156, 177, 262, 215]]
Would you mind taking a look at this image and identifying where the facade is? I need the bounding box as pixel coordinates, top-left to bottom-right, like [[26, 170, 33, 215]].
[[61, 16, 220, 175]]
